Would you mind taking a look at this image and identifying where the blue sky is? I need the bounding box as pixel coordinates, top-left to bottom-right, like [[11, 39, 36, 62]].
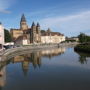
[[0, 0, 90, 36]]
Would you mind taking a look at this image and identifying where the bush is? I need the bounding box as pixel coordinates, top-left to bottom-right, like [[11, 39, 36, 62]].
[[78, 33, 90, 43], [74, 44, 90, 53]]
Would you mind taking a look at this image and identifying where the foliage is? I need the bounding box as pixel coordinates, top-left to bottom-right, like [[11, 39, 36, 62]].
[[65, 40, 76, 42], [78, 33, 90, 43], [41, 30, 46, 33], [75, 44, 90, 53], [4, 29, 12, 42]]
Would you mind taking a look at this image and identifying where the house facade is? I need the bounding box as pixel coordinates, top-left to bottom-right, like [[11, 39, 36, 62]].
[[0, 23, 4, 49]]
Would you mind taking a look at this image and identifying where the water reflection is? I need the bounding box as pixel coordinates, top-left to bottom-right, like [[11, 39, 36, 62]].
[[11, 47, 66, 75], [0, 61, 8, 89], [75, 51, 90, 64], [0, 47, 66, 88]]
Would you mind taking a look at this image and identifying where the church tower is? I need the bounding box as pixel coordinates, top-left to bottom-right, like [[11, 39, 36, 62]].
[[20, 14, 28, 30], [36, 22, 41, 43], [30, 22, 37, 43]]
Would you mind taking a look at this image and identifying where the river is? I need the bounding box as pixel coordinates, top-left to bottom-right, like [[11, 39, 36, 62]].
[[0, 46, 90, 90]]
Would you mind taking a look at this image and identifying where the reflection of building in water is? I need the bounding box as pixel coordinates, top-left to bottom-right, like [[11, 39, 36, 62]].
[[0, 48, 66, 87], [31, 52, 41, 68], [11, 47, 66, 75], [0, 63, 6, 88], [41, 47, 66, 58], [12, 52, 41, 76], [22, 60, 30, 76]]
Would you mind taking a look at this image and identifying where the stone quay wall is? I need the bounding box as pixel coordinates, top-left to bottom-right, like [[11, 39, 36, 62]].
[[0, 42, 79, 61]]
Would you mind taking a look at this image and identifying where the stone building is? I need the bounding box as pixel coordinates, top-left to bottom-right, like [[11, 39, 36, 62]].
[[10, 14, 41, 45], [10, 14, 65, 45], [41, 28, 65, 44], [0, 23, 5, 49]]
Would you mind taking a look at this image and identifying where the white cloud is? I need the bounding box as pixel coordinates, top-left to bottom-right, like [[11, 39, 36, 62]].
[[0, 0, 15, 13], [40, 11, 90, 36]]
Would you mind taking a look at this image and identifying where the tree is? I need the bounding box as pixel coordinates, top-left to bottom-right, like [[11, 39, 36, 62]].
[[78, 33, 90, 43], [41, 30, 46, 33], [4, 29, 12, 42]]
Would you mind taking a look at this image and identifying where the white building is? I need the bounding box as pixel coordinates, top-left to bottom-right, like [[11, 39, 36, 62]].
[[41, 29, 65, 44], [0, 23, 4, 49]]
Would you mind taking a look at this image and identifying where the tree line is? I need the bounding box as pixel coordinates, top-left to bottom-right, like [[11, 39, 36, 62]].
[[4, 29, 12, 42], [78, 33, 90, 43]]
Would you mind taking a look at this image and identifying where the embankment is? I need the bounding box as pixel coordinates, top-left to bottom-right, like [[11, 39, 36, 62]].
[[1, 43, 78, 61]]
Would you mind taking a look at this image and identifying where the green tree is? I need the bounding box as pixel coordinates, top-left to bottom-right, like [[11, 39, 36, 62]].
[[41, 30, 46, 33], [78, 33, 90, 43], [4, 29, 12, 42]]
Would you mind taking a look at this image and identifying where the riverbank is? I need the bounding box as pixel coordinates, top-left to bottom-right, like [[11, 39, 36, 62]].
[[74, 44, 90, 53], [1, 42, 78, 61]]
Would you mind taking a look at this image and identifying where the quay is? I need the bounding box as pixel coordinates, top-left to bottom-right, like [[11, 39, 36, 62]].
[[0, 42, 79, 61]]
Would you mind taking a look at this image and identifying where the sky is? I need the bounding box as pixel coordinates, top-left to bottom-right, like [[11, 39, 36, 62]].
[[0, 0, 90, 37]]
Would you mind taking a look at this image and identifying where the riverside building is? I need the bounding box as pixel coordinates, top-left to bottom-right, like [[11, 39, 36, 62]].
[[0, 23, 4, 49], [10, 14, 65, 45]]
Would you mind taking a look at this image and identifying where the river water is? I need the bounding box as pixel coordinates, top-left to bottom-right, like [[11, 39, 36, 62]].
[[0, 47, 90, 90]]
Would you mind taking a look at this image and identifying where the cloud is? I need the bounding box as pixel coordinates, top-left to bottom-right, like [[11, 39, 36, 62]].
[[40, 11, 90, 36], [0, 0, 14, 14], [0, 9, 11, 14]]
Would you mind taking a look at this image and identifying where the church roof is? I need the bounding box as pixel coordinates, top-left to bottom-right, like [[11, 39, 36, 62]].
[[32, 22, 35, 27], [37, 22, 40, 27], [41, 31, 64, 36], [21, 14, 26, 22]]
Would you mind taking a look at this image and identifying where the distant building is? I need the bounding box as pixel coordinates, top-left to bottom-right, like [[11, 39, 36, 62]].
[[10, 14, 65, 45], [0, 23, 4, 49], [41, 28, 65, 44], [66, 37, 79, 42]]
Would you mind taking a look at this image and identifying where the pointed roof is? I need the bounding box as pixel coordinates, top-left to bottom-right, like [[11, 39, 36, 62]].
[[21, 14, 26, 22], [32, 22, 35, 27], [37, 22, 40, 27]]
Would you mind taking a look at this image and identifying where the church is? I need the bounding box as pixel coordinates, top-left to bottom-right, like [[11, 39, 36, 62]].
[[10, 14, 65, 45]]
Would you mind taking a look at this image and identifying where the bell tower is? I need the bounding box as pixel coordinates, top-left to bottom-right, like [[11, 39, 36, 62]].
[[36, 22, 41, 43], [20, 14, 28, 30], [30, 22, 36, 43]]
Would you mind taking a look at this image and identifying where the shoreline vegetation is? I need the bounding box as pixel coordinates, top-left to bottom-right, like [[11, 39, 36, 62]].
[[74, 33, 90, 53], [74, 43, 90, 53]]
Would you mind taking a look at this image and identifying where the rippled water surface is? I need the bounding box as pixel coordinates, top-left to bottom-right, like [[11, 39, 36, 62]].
[[0, 47, 90, 90]]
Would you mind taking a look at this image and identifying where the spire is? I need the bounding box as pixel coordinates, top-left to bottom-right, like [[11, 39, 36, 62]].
[[32, 22, 35, 27], [37, 22, 40, 27], [21, 14, 26, 22]]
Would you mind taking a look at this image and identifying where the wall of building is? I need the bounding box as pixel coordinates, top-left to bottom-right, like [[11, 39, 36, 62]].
[[23, 39, 28, 45], [0, 24, 4, 45], [41, 35, 65, 44], [10, 30, 23, 40], [15, 39, 23, 46]]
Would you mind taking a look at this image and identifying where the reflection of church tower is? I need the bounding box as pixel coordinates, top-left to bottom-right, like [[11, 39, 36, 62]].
[[30, 22, 36, 43], [36, 23, 41, 43], [22, 61, 30, 76], [31, 52, 41, 68], [20, 14, 28, 30]]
